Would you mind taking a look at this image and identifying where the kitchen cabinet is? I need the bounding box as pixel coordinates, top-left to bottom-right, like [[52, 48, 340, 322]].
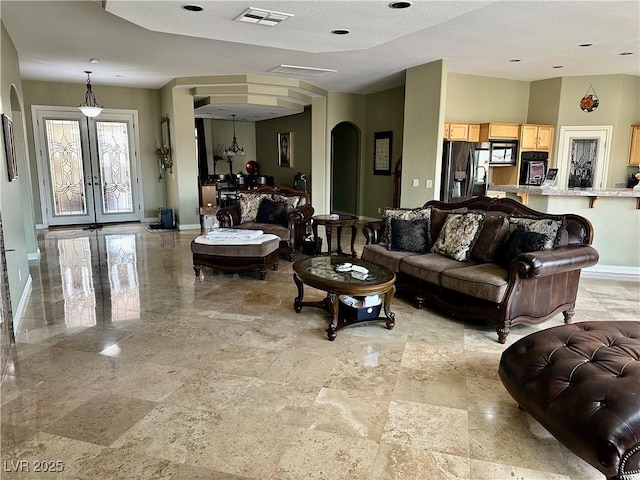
[[443, 123, 480, 141], [628, 125, 640, 167], [520, 124, 554, 151], [479, 123, 520, 141]]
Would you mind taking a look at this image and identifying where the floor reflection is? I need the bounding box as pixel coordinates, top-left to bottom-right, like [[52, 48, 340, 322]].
[[57, 233, 140, 328]]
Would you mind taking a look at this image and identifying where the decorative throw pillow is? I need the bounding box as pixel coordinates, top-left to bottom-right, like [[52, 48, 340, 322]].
[[430, 207, 468, 246], [271, 194, 300, 210], [390, 218, 429, 253], [255, 198, 293, 226], [430, 212, 485, 262], [238, 192, 271, 223], [494, 225, 548, 268], [381, 207, 431, 248], [508, 215, 564, 250], [471, 213, 510, 262]]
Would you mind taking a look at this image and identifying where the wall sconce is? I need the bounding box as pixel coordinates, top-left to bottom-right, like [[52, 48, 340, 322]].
[[157, 146, 172, 173]]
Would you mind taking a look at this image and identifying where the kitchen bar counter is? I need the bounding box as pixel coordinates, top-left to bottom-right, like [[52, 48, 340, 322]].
[[486, 186, 640, 273], [488, 185, 640, 208]]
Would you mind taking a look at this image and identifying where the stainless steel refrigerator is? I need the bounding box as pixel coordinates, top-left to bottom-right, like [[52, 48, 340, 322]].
[[441, 141, 490, 202]]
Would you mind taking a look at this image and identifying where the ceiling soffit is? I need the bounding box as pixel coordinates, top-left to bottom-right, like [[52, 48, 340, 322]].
[[188, 75, 323, 121]]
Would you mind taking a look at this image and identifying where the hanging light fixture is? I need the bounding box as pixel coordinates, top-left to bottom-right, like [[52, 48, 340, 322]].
[[223, 114, 245, 157], [78, 71, 103, 118]]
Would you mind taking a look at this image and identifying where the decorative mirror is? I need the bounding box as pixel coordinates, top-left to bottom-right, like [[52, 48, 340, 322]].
[[157, 114, 172, 173]]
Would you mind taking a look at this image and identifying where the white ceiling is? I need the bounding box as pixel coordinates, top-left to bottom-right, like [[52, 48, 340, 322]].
[[3, 0, 639, 121]]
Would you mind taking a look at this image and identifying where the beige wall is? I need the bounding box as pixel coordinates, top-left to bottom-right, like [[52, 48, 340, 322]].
[[1, 22, 34, 324], [445, 74, 530, 123], [22, 80, 162, 221], [528, 77, 562, 126], [402, 60, 447, 207]]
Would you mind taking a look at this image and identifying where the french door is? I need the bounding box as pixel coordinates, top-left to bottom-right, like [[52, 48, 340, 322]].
[[33, 107, 142, 226]]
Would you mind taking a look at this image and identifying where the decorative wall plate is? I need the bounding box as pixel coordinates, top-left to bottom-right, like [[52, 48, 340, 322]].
[[580, 85, 599, 112]]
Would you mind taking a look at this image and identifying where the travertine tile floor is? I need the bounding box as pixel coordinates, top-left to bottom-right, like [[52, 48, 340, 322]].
[[1, 224, 639, 479]]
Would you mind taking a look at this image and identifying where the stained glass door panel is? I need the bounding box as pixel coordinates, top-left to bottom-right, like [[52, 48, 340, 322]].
[[96, 121, 133, 215]]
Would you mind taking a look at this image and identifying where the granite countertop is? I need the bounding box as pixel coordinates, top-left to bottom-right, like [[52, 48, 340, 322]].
[[488, 185, 640, 198]]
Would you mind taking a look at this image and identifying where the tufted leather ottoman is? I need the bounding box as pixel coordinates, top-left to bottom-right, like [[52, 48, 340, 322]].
[[499, 321, 640, 480]]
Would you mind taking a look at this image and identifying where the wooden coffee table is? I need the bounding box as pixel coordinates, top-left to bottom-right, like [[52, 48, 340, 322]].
[[292, 257, 396, 340]]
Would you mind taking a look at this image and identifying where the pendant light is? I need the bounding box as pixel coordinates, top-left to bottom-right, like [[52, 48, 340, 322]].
[[79, 71, 103, 118], [223, 115, 245, 157]]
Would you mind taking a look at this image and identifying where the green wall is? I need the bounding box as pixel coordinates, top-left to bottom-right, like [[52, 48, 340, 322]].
[[362, 86, 405, 219], [1, 22, 35, 326], [402, 60, 446, 208], [445, 74, 530, 122], [255, 109, 312, 191], [22, 80, 162, 222]]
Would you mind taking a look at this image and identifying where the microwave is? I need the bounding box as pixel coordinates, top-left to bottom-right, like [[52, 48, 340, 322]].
[[489, 141, 518, 165]]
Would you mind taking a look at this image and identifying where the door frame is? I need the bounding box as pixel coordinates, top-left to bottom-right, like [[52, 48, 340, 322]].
[[556, 125, 612, 189], [32, 106, 143, 227]]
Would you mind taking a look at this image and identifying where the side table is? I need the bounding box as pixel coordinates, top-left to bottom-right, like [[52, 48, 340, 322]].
[[312, 214, 358, 257]]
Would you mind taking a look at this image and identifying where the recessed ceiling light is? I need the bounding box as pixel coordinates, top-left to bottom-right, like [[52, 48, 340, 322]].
[[182, 4, 203, 12], [619, 51, 634, 56], [331, 29, 350, 35], [116, 74, 125, 77], [389, 1, 412, 8], [553, 65, 564, 69], [509, 59, 521, 63], [578, 43, 593, 47], [89, 58, 100, 64]]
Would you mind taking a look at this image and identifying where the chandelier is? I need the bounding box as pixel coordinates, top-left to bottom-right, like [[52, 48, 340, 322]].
[[223, 114, 245, 157], [78, 71, 103, 118]]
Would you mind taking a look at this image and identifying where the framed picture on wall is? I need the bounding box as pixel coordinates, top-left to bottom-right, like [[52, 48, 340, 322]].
[[278, 132, 293, 168], [373, 131, 392, 175], [2, 114, 17, 182]]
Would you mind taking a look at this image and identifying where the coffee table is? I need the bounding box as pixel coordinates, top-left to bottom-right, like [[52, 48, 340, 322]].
[[292, 257, 396, 340], [312, 214, 358, 257]]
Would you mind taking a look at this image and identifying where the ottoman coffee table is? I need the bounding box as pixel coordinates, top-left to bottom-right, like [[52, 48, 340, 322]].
[[292, 256, 396, 340], [191, 233, 280, 280], [499, 321, 640, 480]]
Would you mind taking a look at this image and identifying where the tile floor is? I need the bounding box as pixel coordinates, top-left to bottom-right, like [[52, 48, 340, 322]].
[[1, 224, 638, 479]]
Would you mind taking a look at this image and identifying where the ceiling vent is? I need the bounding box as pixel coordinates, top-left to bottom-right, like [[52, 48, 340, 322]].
[[234, 7, 293, 26], [268, 64, 337, 77]]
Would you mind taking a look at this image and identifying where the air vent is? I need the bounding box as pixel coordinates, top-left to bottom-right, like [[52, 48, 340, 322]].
[[234, 7, 293, 26], [268, 64, 337, 77]]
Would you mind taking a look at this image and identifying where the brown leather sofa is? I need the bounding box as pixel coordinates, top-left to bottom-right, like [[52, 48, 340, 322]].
[[362, 196, 599, 343], [499, 321, 640, 480], [216, 186, 313, 261]]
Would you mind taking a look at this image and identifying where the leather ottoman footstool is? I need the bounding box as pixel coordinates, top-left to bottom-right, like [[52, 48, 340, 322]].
[[191, 234, 280, 280], [499, 321, 640, 480]]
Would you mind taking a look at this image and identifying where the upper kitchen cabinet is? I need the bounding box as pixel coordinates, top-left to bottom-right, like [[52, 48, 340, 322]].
[[628, 125, 640, 167], [479, 123, 520, 141], [444, 123, 480, 141], [520, 124, 554, 151]]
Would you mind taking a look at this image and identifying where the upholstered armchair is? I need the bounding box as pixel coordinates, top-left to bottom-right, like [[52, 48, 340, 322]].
[[216, 186, 314, 261]]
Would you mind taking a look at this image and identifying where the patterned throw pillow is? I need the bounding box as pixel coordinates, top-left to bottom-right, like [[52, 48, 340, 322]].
[[430, 207, 468, 245], [431, 212, 485, 262], [271, 194, 300, 210], [494, 226, 548, 268], [381, 207, 431, 249], [390, 218, 429, 253], [238, 192, 271, 223], [507, 215, 564, 250]]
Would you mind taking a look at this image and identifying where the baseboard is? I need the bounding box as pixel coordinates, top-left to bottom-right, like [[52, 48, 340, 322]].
[[144, 217, 161, 223], [177, 223, 201, 231], [583, 264, 640, 279], [35, 224, 46, 230], [27, 247, 41, 261], [359, 215, 380, 222], [12, 274, 32, 333]]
